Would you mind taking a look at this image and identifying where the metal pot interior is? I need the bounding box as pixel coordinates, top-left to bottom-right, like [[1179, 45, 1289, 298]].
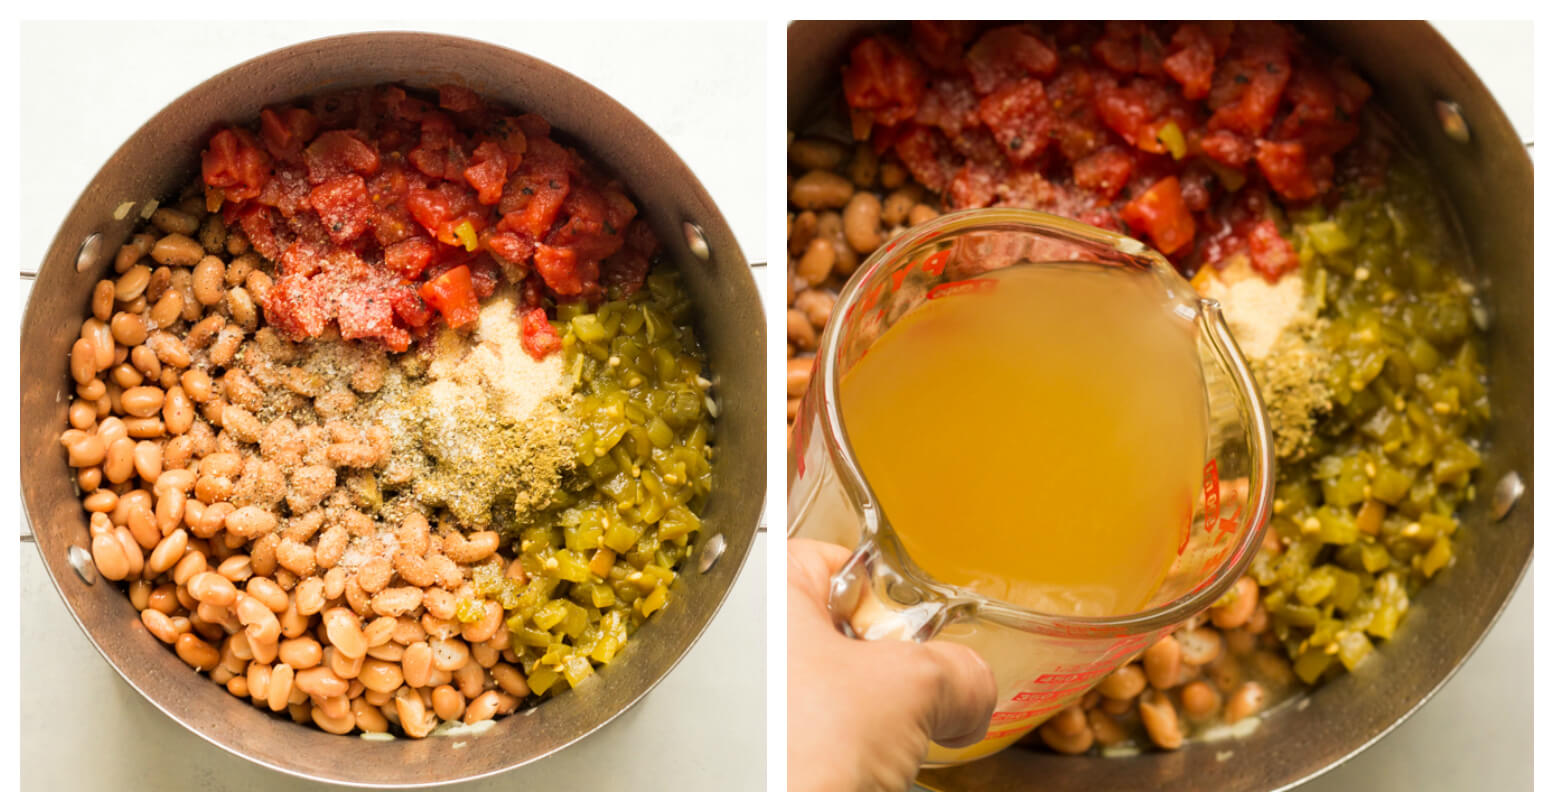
[[21, 32, 764, 787], [787, 20, 1531, 792]]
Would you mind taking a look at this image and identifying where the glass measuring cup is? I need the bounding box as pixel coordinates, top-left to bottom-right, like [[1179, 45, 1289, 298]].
[[787, 209, 1274, 766]]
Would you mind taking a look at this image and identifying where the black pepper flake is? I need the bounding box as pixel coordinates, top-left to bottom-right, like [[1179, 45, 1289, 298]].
[[1235, 74, 1250, 84], [548, 180, 563, 190], [1010, 136, 1024, 151], [1266, 62, 1281, 74], [523, 186, 534, 195]]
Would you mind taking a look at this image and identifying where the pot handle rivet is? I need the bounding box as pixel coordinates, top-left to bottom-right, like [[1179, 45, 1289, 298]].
[[76, 232, 102, 273], [697, 533, 725, 573], [67, 545, 98, 586], [683, 221, 711, 262], [1436, 100, 1471, 144], [1491, 471, 1524, 522]]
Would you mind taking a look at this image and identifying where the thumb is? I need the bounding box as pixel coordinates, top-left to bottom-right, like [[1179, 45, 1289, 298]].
[[913, 641, 998, 749]]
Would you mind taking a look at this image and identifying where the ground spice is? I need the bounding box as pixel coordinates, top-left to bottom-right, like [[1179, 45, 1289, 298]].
[[1194, 256, 1332, 460], [239, 284, 579, 542], [376, 286, 579, 530]]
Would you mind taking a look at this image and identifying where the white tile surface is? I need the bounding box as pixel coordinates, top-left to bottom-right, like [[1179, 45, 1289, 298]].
[[19, 20, 766, 791]]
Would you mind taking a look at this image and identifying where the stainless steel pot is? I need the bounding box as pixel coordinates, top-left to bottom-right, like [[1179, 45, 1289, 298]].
[[788, 20, 1531, 791], [21, 32, 765, 788]]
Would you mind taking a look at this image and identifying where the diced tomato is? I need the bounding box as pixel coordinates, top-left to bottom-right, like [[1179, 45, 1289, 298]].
[[278, 241, 324, 278], [624, 219, 659, 259], [468, 256, 500, 299], [488, 230, 535, 268], [464, 141, 508, 205], [977, 79, 1053, 164], [911, 21, 979, 73], [948, 163, 999, 209], [1178, 163, 1214, 211], [1048, 66, 1109, 162], [385, 236, 436, 278], [258, 165, 313, 218], [264, 273, 329, 339], [491, 117, 530, 167], [1203, 22, 1235, 58], [965, 25, 1058, 94], [1200, 130, 1255, 166], [200, 85, 658, 348], [600, 249, 651, 296], [236, 205, 281, 259], [418, 264, 480, 328], [202, 128, 272, 206], [843, 36, 926, 128], [308, 174, 374, 245], [1247, 218, 1298, 280], [914, 77, 982, 136], [1120, 176, 1196, 255], [336, 286, 398, 342], [520, 306, 562, 360], [1136, 25, 1167, 78], [998, 166, 1060, 211], [308, 89, 366, 130], [1163, 23, 1215, 100], [533, 244, 584, 296], [508, 170, 571, 239], [259, 107, 319, 163], [1206, 39, 1292, 136], [437, 85, 482, 113], [406, 186, 454, 235], [554, 188, 626, 264], [892, 125, 956, 192], [1093, 21, 1140, 74], [408, 112, 455, 178], [515, 112, 551, 140], [1254, 139, 1320, 201], [1071, 146, 1135, 200], [1332, 62, 1372, 116], [437, 142, 470, 184], [387, 285, 431, 328], [303, 130, 380, 184], [1094, 85, 1156, 149]]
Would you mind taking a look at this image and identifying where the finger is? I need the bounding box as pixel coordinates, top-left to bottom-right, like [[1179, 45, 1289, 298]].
[[787, 537, 857, 604], [919, 641, 998, 748]]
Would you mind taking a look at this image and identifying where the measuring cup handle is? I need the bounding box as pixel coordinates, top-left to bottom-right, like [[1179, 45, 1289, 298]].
[[827, 539, 950, 643]]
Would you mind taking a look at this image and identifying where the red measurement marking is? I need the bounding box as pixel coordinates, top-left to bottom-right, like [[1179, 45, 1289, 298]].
[[1202, 458, 1222, 532], [927, 278, 997, 300], [1100, 635, 1150, 660], [890, 264, 913, 291], [1034, 668, 1110, 685], [991, 709, 1043, 723], [1011, 684, 1087, 704], [984, 727, 1024, 740], [921, 248, 950, 277], [860, 284, 882, 314]]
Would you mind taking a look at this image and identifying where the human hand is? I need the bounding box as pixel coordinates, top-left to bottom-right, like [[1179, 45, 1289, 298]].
[[787, 538, 998, 791]]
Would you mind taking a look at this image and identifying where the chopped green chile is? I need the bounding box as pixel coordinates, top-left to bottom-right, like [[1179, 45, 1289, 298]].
[[480, 269, 714, 698], [1258, 158, 1489, 684]]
